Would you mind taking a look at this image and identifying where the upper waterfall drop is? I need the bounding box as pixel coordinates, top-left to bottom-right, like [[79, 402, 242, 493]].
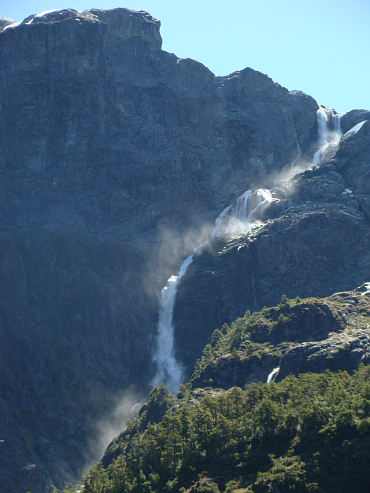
[[312, 105, 343, 166], [214, 189, 273, 236]]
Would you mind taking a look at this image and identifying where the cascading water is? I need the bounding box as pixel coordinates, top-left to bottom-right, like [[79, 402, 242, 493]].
[[334, 113, 342, 135], [267, 366, 280, 384], [152, 255, 194, 393], [214, 189, 272, 236], [152, 105, 345, 394], [312, 106, 342, 166], [152, 188, 273, 393]]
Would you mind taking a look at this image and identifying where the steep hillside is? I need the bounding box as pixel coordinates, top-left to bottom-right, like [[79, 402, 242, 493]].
[[191, 289, 370, 389], [75, 289, 370, 493], [79, 365, 370, 493]]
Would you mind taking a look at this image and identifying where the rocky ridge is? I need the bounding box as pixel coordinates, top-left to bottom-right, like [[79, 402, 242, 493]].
[[191, 288, 370, 390]]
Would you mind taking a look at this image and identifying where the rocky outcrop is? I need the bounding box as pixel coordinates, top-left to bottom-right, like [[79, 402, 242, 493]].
[[340, 109, 370, 134], [191, 290, 370, 390], [0, 18, 15, 30]]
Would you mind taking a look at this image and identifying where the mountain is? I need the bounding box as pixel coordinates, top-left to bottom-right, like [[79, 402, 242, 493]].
[[0, 7, 369, 493]]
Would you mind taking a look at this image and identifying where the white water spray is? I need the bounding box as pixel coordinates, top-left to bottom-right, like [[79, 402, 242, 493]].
[[152, 106, 344, 393], [152, 254, 194, 393], [152, 189, 273, 393], [267, 366, 280, 384], [312, 106, 342, 166], [214, 189, 272, 236]]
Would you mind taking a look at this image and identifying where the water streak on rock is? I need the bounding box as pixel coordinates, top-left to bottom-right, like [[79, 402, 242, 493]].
[[291, 140, 302, 168]]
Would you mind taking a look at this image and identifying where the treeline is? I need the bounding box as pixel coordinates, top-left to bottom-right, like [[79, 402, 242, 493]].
[[68, 365, 370, 493]]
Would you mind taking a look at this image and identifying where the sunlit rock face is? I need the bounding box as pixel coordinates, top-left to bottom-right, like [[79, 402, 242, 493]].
[[1, 6, 368, 493]]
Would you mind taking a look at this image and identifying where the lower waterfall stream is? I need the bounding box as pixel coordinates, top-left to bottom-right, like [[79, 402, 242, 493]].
[[267, 367, 280, 384]]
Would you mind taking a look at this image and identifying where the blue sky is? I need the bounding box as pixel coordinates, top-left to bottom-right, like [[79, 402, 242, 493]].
[[1, 0, 369, 113]]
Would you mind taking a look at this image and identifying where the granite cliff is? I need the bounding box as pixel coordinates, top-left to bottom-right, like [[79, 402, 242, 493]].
[[0, 7, 369, 493]]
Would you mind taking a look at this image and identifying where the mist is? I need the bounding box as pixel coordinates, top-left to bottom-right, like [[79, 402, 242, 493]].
[[84, 387, 145, 474]]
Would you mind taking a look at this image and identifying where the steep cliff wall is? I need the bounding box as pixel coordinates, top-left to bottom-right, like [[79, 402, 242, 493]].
[[0, 8, 318, 243]]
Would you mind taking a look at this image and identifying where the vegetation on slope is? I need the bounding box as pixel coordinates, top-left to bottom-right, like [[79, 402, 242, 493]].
[[70, 365, 370, 493], [192, 295, 308, 382], [191, 292, 370, 389]]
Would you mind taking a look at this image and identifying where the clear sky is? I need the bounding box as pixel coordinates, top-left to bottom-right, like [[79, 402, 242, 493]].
[[1, 0, 369, 113]]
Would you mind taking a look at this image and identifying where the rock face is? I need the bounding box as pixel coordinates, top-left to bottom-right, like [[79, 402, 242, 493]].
[[174, 119, 370, 374], [0, 7, 319, 245], [0, 7, 369, 493]]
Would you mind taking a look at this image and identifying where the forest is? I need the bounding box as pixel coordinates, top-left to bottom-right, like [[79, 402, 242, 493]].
[[68, 364, 370, 493]]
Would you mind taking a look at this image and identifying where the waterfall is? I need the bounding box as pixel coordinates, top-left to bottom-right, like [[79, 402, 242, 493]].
[[291, 140, 302, 168], [152, 254, 194, 393], [267, 366, 280, 384], [214, 189, 272, 236], [152, 105, 344, 394], [152, 188, 273, 393], [334, 113, 342, 135], [312, 106, 342, 166]]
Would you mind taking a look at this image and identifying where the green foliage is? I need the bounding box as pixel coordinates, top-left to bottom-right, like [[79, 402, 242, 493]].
[[280, 294, 288, 305], [192, 296, 304, 379], [178, 382, 192, 400], [80, 365, 370, 493]]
